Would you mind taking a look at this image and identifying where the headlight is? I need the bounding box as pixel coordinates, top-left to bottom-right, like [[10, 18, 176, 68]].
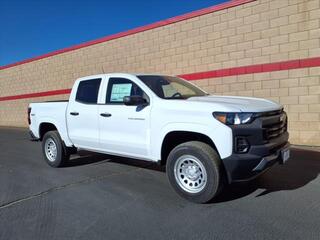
[[213, 112, 254, 125]]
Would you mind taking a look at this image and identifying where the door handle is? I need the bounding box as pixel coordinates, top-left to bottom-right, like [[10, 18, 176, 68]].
[[100, 113, 112, 117], [70, 112, 79, 116]]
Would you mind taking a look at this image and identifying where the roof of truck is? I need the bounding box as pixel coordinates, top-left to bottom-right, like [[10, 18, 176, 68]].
[[76, 73, 173, 81]]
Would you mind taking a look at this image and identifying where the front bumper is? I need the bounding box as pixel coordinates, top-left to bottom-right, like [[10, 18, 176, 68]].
[[221, 110, 289, 183], [222, 137, 289, 183]]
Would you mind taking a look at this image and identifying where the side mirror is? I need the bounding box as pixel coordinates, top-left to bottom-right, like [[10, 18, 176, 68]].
[[123, 95, 147, 106]]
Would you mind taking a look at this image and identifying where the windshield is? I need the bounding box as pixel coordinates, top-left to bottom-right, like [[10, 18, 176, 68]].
[[137, 75, 208, 99]]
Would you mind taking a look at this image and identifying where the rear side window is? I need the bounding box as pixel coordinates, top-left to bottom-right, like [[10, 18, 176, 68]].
[[76, 79, 101, 104]]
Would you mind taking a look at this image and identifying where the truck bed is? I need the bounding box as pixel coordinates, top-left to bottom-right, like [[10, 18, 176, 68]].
[[29, 101, 70, 143], [45, 100, 69, 103]]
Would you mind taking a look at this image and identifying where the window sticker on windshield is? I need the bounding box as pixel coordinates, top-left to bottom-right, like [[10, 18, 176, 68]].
[[110, 83, 132, 101], [162, 84, 177, 97]]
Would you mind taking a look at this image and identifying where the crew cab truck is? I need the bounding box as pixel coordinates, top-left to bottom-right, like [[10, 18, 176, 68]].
[[28, 73, 290, 203]]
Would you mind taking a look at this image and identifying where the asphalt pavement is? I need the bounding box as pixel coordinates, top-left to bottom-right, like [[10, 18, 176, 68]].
[[0, 127, 319, 240]]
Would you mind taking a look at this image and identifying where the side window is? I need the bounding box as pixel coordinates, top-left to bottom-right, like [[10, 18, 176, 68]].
[[76, 78, 101, 104], [106, 77, 147, 103]]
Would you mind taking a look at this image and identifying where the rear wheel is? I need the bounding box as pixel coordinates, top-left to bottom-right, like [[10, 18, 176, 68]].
[[42, 131, 70, 167], [166, 141, 223, 203]]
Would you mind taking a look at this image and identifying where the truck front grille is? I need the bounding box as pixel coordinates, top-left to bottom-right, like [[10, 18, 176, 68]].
[[260, 110, 288, 141]]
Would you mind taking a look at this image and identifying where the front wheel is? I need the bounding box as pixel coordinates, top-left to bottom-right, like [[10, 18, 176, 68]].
[[166, 141, 223, 203], [42, 130, 70, 167]]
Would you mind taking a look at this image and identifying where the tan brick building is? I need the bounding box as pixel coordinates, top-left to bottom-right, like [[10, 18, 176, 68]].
[[0, 0, 319, 146]]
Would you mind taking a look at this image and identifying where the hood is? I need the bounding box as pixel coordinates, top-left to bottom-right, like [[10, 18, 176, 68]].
[[188, 95, 282, 112]]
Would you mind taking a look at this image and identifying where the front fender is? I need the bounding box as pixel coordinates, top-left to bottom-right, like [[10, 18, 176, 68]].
[[154, 122, 233, 160]]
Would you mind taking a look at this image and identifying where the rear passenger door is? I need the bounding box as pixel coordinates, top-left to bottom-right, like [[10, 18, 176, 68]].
[[67, 78, 102, 149], [98, 77, 151, 158]]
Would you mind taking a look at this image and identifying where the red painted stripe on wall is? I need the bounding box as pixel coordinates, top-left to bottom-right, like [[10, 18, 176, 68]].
[[0, 0, 255, 71], [1, 57, 319, 102], [179, 57, 320, 80], [0, 89, 71, 102]]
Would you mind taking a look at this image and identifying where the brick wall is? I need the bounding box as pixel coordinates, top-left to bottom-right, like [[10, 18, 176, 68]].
[[0, 0, 319, 146]]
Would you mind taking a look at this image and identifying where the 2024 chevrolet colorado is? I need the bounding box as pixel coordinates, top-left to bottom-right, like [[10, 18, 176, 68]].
[[28, 73, 290, 203]]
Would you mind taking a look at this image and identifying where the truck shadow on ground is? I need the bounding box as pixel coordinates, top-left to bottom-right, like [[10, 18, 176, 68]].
[[66, 147, 319, 203]]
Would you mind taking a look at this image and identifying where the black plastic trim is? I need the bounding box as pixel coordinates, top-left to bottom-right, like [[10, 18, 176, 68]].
[[29, 130, 40, 141], [221, 110, 289, 183]]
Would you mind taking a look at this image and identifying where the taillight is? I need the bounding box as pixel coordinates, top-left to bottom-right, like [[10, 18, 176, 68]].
[[28, 107, 31, 125]]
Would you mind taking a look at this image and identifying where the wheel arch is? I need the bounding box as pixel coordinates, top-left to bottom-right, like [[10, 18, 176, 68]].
[[35, 117, 73, 146], [160, 130, 219, 165], [39, 122, 58, 140]]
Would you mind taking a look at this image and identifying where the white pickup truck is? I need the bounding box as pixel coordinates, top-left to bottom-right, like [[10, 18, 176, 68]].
[[28, 73, 290, 203]]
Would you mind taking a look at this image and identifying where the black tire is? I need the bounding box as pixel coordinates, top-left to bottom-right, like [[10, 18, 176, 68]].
[[166, 141, 223, 203], [42, 130, 70, 167]]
